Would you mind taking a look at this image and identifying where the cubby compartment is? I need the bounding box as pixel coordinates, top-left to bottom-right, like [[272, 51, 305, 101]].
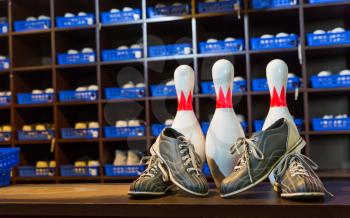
[[196, 15, 244, 54], [146, 0, 191, 19], [147, 20, 192, 57], [12, 33, 52, 67], [0, 0, 8, 33], [150, 98, 177, 136], [100, 25, 143, 62], [0, 109, 11, 142], [99, 0, 142, 24], [0, 37, 9, 68], [310, 135, 350, 170]]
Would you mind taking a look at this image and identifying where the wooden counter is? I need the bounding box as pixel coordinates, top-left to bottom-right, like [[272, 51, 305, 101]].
[[0, 180, 349, 218]]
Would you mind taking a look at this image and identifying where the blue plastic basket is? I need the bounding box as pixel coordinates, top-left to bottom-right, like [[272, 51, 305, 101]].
[[17, 93, 54, 105], [147, 4, 190, 18], [0, 132, 11, 142], [61, 128, 99, 139], [201, 81, 247, 94], [202, 162, 211, 177], [57, 52, 96, 65], [0, 168, 11, 187], [14, 19, 51, 32], [201, 121, 248, 135], [148, 44, 192, 57], [104, 126, 145, 138], [251, 34, 298, 50], [56, 14, 94, 28], [254, 119, 304, 132], [0, 96, 11, 106], [310, 75, 350, 88], [18, 166, 55, 177], [104, 164, 147, 176], [0, 23, 8, 34], [59, 90, 98, 102], [199, 39, 244, 54], [0, 147, 20, 168], [105, 87, 145, 99], [17, 130, 54, 141], [0, 58, 10, 70], [252, 77, 302, 91], [101, 9, 141, 24], [197, 0, 238, 13], [252, 0, 297, 9], [60, 165, 99, 177], [151, 124, 171, 137], [312, 118, 350, 131], [307, 31, 350, 46], [309, 0, 347, 4], [150, 85, 176, 96], [101, 48, 142, 62]]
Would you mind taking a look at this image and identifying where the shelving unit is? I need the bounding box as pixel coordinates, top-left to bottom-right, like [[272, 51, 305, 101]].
[[0, 0, 349, 183]]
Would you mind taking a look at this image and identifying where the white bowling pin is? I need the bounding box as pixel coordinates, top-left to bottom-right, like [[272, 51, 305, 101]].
[[205, 59, 245, 188], [151, 65, 205, 164], [171, 65, 205, 163]]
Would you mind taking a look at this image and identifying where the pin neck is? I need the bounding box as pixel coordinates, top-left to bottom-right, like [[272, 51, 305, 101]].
[[177, 91, 193, 111], [270, 86, 287, 107], [216, 86, 233, 109]]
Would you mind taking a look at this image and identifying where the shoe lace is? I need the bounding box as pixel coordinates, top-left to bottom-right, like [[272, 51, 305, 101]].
[[230, 136, 264, 183], [140, 156, 169, 182], [177, 136, 202, 176], [274, 153, 333, 197]]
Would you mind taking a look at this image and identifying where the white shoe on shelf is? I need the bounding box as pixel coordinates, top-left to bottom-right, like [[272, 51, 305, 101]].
[[113, 150, 127, 165]]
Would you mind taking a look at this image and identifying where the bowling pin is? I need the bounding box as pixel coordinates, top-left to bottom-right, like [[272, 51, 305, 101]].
[[205, 59, 245, 188], [151, 65, 206, 164], [262, 59, 302, 185]]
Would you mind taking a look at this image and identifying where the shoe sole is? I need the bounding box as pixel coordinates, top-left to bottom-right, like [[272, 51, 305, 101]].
[[152, 147, 209, 197], [220, 137, 306, 198], [281, 192, 325, 199], [128, 185, 177, 196]]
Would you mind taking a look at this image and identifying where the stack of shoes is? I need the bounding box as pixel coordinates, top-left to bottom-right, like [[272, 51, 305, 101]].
[[220, 118, 332, 199], [113, 150, 142, 166], [129, 127, 208, 197]]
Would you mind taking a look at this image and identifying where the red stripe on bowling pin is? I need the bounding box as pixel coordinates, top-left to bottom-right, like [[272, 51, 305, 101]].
[[216, 86, 233, 108], [270, 86, 287, 107], [177, 90, 193, 111]]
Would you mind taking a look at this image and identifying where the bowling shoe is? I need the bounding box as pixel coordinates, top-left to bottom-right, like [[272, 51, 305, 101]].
[[220, 118, 306, 198], [153, 128, 209, 197], [273, 153, 332, 199], [129, 155, 175, 196]]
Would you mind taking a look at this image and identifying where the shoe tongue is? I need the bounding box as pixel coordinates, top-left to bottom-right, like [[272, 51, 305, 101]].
[[161, 127, 184, 140]]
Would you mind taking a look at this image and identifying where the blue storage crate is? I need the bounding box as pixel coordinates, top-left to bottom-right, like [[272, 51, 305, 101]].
[[201, 121, 248, 135], [150, 85, 176, 97], [199, 39, 244, 54], [254, 119, 304, 132], [309, 0, 347, 3], [104, 126, 145, 138], [61, 128, 99, 139], [252, 0, 297, 9], [17, 130, 55, 141], [101, 48, 142, 62], [252, 77, 302, 91], [0, 168, 11, 187], [104, 164, 147, 176], [59, 90, 98, 102], [202, 162, 211, 177], [312, 118, 350, 131], [57, 52, 96, 65], [0, 58, 10, 70], [201, 81, 247, 94], [56, 14, 94, 28], [105, 87, 145, 99], [148, 43, 192, 57], [151, 124, 171, 136], [0, 147, 20, 168], [197, 0, 238, 13], [0, 96, 10, 106], [251, 34, 298, 50], [60, 165, 99, 177], [147, 4, 190, 18], [0, 132, 11, 142], [310, 75, 350, 88], [17, 93, 54, 105], [101, 9, 141, 24], [0, 23, 8, 34], [307, 31, 350, 46], [18, 166, 55, 177], [14, 19, 51, 32]]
